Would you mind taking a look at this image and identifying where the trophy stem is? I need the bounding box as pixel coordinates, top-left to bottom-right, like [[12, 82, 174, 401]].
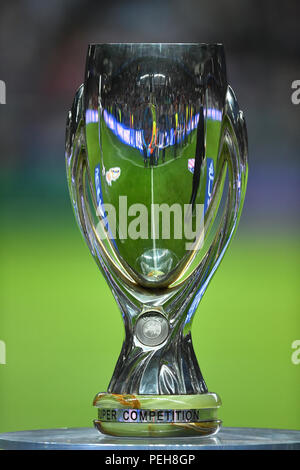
[[107, 326, 208, 395], [93, 313, 222, 437]]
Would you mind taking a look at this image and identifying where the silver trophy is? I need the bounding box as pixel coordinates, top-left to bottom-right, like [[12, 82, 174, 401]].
[[65, 43, 248, 437]]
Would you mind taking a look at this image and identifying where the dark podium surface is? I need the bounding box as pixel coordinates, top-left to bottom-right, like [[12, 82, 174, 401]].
[[0, 427, 300, 450]]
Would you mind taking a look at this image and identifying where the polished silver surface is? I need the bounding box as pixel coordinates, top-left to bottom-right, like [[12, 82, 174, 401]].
[[97, 407, 216, 423], [1, 427, 299, 450], [135, 312, 169, 347], [66, 43, 248, 396]]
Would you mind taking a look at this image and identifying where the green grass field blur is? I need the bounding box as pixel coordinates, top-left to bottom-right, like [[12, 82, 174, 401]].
[[0, 185, 299, 432]]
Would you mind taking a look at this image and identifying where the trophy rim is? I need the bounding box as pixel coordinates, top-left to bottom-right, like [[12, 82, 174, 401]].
[[87, 42, 225, 48]]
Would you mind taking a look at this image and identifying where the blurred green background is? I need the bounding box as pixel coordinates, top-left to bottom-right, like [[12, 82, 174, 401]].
[[0, 0, 300, 433], [0, 170, 299, 432]]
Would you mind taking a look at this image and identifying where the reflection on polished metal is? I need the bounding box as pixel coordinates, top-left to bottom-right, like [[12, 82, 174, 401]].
[[65, 43, 248, 437]]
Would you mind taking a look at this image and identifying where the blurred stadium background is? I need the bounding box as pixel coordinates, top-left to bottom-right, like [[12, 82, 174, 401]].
[[0, 0, 299, 432]]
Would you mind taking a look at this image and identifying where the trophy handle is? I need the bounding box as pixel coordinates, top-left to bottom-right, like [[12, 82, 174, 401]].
[[168, 85, 248, 325], [65, 85, 143, 293]]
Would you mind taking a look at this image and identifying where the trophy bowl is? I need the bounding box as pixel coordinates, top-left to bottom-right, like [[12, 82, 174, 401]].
[[65, 43, 248, 437]]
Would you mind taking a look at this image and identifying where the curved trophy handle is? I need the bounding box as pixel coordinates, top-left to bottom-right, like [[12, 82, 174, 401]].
[[198, 85, 248, 287], [168, 84, 248, 327], [65, 85, 141, 291], [65, 85, 145, 331]]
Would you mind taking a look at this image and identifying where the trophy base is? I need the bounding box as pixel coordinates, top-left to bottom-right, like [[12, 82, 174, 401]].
[[93, 392, 221, 438]]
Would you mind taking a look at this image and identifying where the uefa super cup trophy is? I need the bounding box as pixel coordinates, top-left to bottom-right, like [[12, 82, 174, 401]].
[[65, 43, 248, 437]]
